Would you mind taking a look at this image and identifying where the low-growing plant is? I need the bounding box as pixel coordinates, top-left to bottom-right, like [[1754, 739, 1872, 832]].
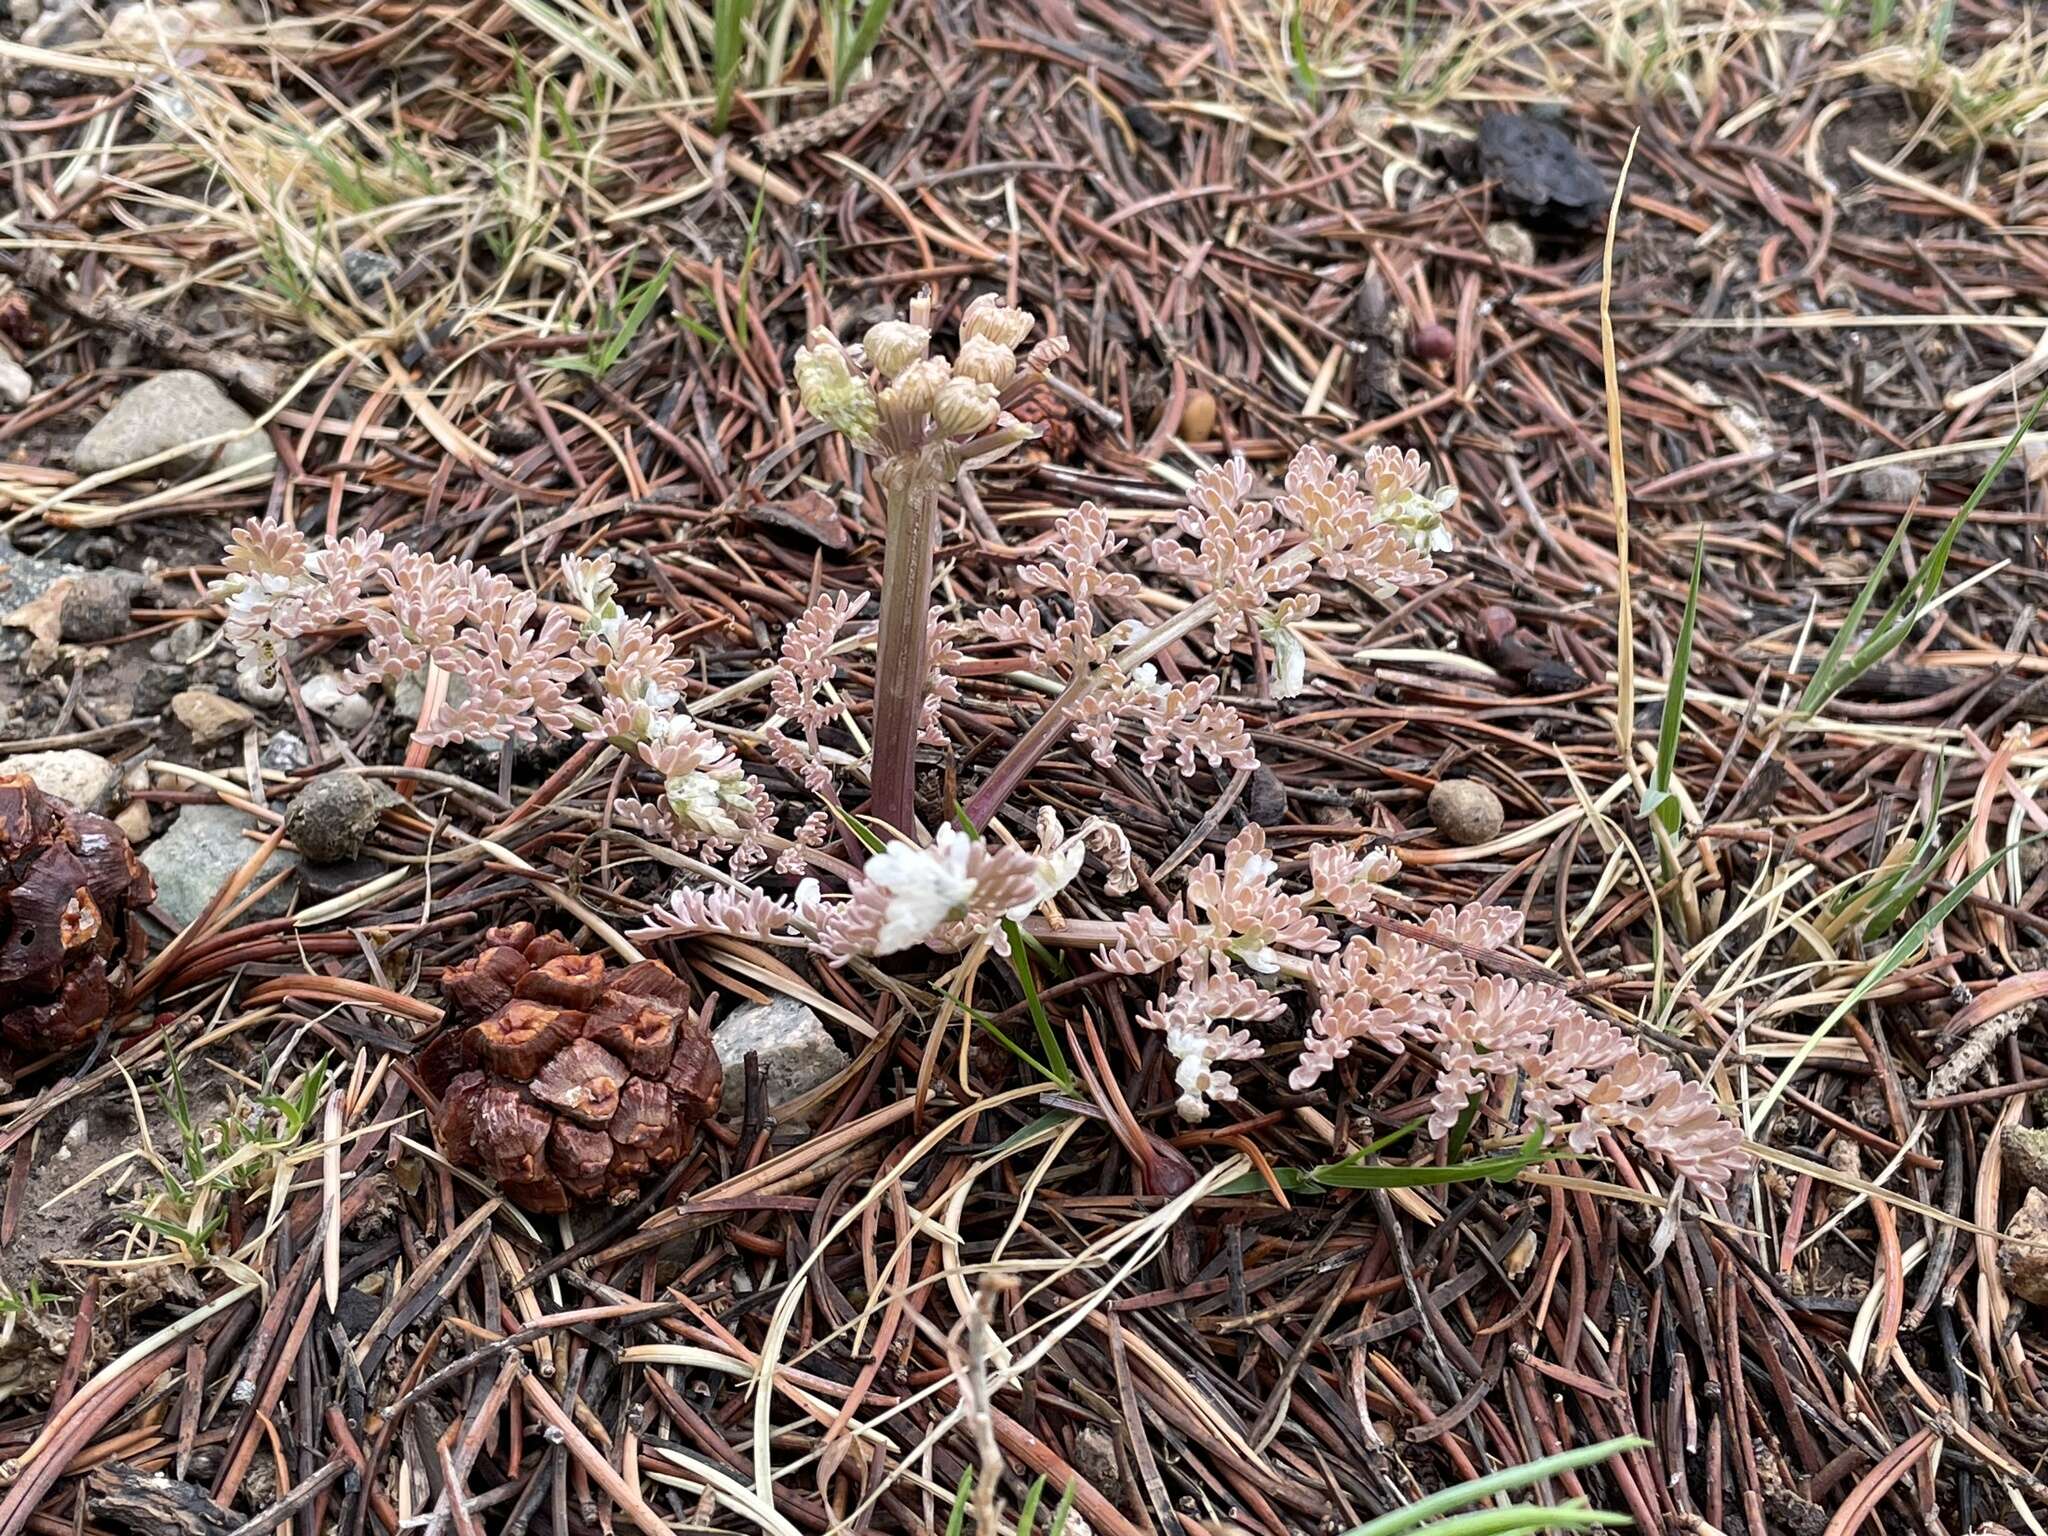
[[211, 292, 1749, 1200], [546, 253, 680, 379], [124, 1048, 333, 1272]]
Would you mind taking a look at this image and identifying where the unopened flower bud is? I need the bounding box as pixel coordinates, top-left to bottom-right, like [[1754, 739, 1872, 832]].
[[933, 376, 1000, 438], [954, 336, 1017, 389], [960, 293, 1034, 350], [879, 356, 950, 429], [794, 329, 878, 448], [862, 319, 930, 380]]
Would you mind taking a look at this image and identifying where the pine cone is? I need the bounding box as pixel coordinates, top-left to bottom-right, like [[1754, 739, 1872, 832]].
[[423, 924, 720, 1212], [1008, 384, 1077, 460], [0, 774, 154, 1069]]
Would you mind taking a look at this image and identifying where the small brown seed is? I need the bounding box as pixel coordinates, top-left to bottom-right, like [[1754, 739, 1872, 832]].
[[1177, 389, 1217, 441], [1411, 321, 1455, 362], [1427, 778, 1503, 846]]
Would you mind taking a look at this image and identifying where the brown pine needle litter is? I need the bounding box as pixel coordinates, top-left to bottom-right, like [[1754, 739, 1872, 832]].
[[2, 1, 2048, 1533]]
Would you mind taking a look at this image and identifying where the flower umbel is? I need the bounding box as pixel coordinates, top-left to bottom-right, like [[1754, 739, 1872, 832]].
[[815, 825, 1043, 961], [790, 290, 1068, 833]]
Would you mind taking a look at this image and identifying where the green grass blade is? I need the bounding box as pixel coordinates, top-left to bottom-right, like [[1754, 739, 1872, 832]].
[[1311, 1123, 1553, 1189], [1016, 1475, 1048, 1536], [1410, 1505, 1629, 1536], [712, 0, 753, 131], [597, 254, 674, 374], [1003, 920, 1073, 1088], [1288, 5, 1321, 103], [1860, 820, 1972, 942], [1344, 1437, 1647, 1536], [1804, 387, 2047, 715], [1796, 513, 1906, 714], [958, 1002, 1063, 1086], [1746, 839, 2027, 1133], [943, 1467, 973, 1536], [1643, 533, 1704, 834], [1046, 1479, 1078, 1536], [832, 0, 894, 103]]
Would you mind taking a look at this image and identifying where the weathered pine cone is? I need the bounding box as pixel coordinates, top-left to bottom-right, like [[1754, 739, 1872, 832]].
[[1007, 384, 1077, 460], [422, 924, 720, 1212], [0, 774, 154, 1070]]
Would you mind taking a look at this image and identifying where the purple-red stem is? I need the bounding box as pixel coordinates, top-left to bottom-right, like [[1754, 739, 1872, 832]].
[[964, 591, 1220, 829], [867, 472, 939, 834]]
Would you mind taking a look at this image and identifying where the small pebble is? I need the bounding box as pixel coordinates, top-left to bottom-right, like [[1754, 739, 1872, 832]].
[[300, 671, 376, 731], [238, 670, 287, 707], [1176, 389, 1217, 441], [136, 662, 187, 717], [340, 248, 402, 296], [0, 356, 30, 408], [1243, 765, 1288, 826], [58, 570, 139, 642], [172, 687, 255, 746], [713, 998, 849, 1124], [1482, 221, 1536, 267], [148, 616, 209, 664], [71, 369, 275, 479], [1427, 778, 1504, 846], [283, 771, 382, 864], [2002, 1188, 2048, 1305], [261, 730, 310, 771], [141, 802, 299, 929], [1854, 462, 1924, 505], [114, 802, 152, 842], [7, 748, 120, 811], [1477, 112, 1608, 230], [1411, 321, 1455, 363]]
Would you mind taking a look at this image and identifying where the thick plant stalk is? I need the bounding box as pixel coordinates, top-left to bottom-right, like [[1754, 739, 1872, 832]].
[[867, 470, 940, 833], [964, 591, 1220, 829]]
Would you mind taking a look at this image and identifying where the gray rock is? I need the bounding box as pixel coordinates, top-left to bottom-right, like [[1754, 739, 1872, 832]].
[[136, 662, 187, 717], [1483, 221, 1536, 267], [298, 854, 383, 900], [341, 249, 401, 296], [389, 669, 426, 719], [3, 748, 120, 811], [0, 357, 29, 408], [140, 802, 299, 929], [1427, 778, 1504, 846], [388, 666, 470, 723], [0, 539, 79, 612], [283, 772, 380, 863], [1855, 462, 1924, 505], [58, 568, 142, 642], [237, 670, 286, 708], [713, 998, 848, 1122], [300, 672, 376, 731], [149, 617, 209, 664], [172, 688, 254, 746], [260, 730, 309, 771], [2003, 1188, 2048, 1305], [22, 0, 91, 47], [71, 371, 276, 480], [1072, 1427, 1120, 1495]]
